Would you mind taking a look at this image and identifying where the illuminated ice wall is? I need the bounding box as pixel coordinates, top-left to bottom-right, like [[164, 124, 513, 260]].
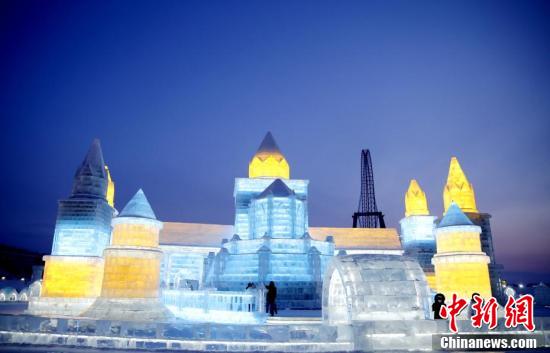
[[234, 178, 308, 239], [249, 179, 307, 239]]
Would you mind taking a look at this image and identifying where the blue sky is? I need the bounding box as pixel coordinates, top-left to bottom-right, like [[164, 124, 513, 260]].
[[1, 0, 549, 274]]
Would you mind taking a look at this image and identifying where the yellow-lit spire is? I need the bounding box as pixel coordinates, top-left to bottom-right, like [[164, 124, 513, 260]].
[[405, 179, 430, 217], [443, 157, 478, 213], [105, 165, 115, 208], [248, 132, 290, 179]]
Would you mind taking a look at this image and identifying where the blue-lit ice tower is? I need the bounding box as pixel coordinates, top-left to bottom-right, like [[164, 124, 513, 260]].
[[29, 139, 114, 316], [399, 180, 437, 290], [209, 132, 334, 309]]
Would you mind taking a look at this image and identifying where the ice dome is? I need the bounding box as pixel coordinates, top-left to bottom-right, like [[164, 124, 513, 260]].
[[322, 254, 431, 324]]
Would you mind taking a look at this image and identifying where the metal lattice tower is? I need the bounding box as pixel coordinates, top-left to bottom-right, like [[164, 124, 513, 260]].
[[352, 149, 386, 228]]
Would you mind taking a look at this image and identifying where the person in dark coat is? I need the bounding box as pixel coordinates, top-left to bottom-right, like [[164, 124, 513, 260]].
[[469, 292, 480, 318], [432, 293, 446, 319], [265, 281, 278, 316]]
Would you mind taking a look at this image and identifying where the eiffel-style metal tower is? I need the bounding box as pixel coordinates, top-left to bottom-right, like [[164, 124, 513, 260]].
[[352, 149, 386, 228]]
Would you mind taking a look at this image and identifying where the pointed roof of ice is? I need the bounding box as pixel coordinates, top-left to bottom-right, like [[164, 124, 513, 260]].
[[256, 131, 283, 156], [257, 179, 295, 199], [75, 139, 106, 179], [405, 179, 430, 217], [437, 201, 473, 228], [119, 189, 157, 220]]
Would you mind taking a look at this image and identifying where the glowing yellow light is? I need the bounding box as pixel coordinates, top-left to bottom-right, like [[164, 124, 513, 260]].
[[433, 261, 492, 299], [111, 223, 159, 247], [105, 165, 115, 208], [405, 179, 430, 217], [101, 251, 162, 298], [424, 272, 437, 291], [41, 256, 104, 298], [249, 154, 290, 179], [435, 230, 482, 253], [98, 192, 163, 299], [248, 132, 290, 179], [443, 157, 478, 213], [433, 222, 491, 299]]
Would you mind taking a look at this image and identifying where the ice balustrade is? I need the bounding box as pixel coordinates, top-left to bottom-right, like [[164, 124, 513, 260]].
[[162, 289, 265, 324]]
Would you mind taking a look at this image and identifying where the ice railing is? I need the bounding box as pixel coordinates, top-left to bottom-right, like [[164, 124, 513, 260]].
[[162, 289, 266, 324]]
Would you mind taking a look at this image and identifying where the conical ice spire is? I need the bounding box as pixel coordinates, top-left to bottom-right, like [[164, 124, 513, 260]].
[[438, 201, 474, 228], [71, 139, 108, 199], [443, 157, 478, 213], [75, 139, 106, 179], [119, 189, 157, 220], [249, 132, 290, 179], [256, 132, 283, 158], [405, 179, 430, 217]]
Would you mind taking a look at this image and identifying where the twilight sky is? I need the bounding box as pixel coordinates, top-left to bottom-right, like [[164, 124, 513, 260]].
[[1, 0, 549, 275]]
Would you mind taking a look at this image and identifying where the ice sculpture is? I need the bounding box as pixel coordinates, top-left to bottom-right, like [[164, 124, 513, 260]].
[[399, 180, 437, 289], [208, 133, 334, 309], [432, 202, 491, 299], [40, 139, 114, 300], [322, 254, 431, 325], [51, 139, 113, 257], [84, 189, 172, 321]]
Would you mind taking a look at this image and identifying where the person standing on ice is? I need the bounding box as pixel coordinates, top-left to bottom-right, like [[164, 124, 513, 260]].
[[265, 281, 278, 316], [432, 293, 446, 319]]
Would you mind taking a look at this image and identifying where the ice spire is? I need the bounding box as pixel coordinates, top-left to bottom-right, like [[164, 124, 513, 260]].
[[249, 132, 290, 179], [119, 189, 157, 220], [256, 132, 283, 156], [405, 179, 430, 217], [438, 201, 474, 228], [71, 138, 108, 199], [443, 157, 478, 213]]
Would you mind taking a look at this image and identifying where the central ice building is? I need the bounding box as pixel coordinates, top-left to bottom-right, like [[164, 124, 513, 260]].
[[159, 133, 403, 309]]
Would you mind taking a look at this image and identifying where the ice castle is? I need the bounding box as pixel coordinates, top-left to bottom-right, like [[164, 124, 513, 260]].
[[8, 134, 546, 353], [28, 133, 504, 320]]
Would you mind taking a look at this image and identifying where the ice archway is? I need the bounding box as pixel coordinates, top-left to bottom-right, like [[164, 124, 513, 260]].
[[322, 254, 432, 325]]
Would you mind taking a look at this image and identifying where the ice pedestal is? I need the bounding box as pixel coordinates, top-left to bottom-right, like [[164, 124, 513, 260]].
[[83, 298, 173, 322], [27, 297, 96, 317]]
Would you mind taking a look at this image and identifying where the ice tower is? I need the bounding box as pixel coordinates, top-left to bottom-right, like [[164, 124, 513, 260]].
[[399, 180, 436, 289], [210, 132, 334, 309], [85, 189, 171, 321], [432, 202, 491, 299], [29, 139, 114, 316], [442, 157, 504, 302]]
